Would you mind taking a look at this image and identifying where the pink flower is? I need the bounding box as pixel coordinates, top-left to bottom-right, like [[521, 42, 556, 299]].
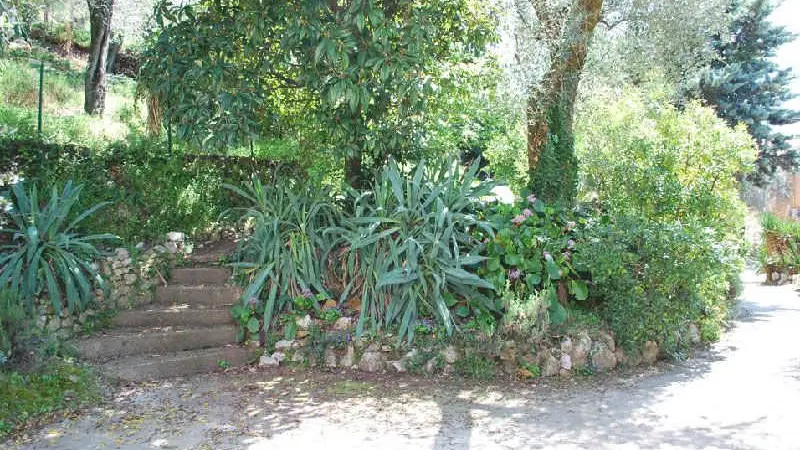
[[522, 208, 533, 218], [566, 221, 576, 231], [567, 239, 575, 249], [508, 269, 521, 280], [511, 214, 526, 225], [527, 194, 537, 204]]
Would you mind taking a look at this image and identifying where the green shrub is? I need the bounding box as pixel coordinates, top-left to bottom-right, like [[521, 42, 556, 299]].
[[576, 85, 756, 239], [328, 158, 497, 343], [0, 59, 81, 111], [0, 289, 30, 366], [227, 175, 339, 341], [575, 214, 742, 353], [0, 180, 116, 314], [1, 138, 300, 242], [479, 196, 589, 327]]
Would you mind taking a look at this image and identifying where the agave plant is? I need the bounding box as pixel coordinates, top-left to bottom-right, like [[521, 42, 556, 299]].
[[327, 158, 497, 343], [0, 181, 116, 314], [224, 176, 340, 335]]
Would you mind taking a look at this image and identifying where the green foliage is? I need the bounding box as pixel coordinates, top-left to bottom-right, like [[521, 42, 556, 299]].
[[454, 352, 495, 380], [328, 158, 496, 343], [0, 181, 115, 314], [227, 176, 339, 338], [694, 0, 800, 183], [575, 214, 741, 353], [479, 196, 588, 327], [2, 138, 297, 242], [0, 59, 80, 111], [138, 0, 495, 178], [577, 85, 757, 239], [0, 289, 29, 365], [0, 360, 101, 438], [529, 103, 578, 206], [758, 212, 800, 271]]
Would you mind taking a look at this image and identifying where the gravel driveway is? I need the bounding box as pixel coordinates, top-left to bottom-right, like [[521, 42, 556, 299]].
[[9, 272, 800, 449]]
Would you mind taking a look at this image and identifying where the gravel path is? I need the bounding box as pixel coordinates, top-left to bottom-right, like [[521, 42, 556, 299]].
[[9, 272, 800, 449]]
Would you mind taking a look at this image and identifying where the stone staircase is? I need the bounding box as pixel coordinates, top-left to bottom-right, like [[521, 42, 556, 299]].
[[78, 259, 252, 382]]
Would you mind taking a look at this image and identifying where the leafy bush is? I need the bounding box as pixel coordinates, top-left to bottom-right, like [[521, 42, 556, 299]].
[[576, 85, 756, 239], [328, 158, 497, 342], [0, 181, 115, 314], [479, 195, 589, 327], [1, 138, 300, 242], [0, 289, 29, 366], [758, 212, 800, 272], [575, 214, 742, 353], [227, 176, 339, 340], [0, 59, 81, 111]]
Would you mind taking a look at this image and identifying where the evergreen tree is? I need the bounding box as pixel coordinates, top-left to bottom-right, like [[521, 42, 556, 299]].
[[698, 0, 800, 183]]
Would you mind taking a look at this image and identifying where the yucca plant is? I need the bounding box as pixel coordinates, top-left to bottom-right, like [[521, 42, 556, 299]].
[[327, 158, 497, 343], [0, 181, 116, 314], [224, 176, 340, 336]]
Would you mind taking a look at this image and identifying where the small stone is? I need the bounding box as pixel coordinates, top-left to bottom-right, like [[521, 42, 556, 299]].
[[359, 351, 384, 373], [165, 242, 179, 254], [115, 248, 130, 260], [440, 345, 458, 364], [642, 341, 659, 364], [443, 364, 455, 376], [152, 245, 168, 254], [381, 345, 392, 352], [324, 347, 338, 368], [591, 342, 617, 372], [560, 336, 573, 354], [540, 352, 560, 377], [365, 343, 381, 352], [560, 353, 572, 370], [135, 242, 146, 250], [291, 350, 305, 363], [559, 368, 571, 377], [341, 345, 356, 368], [424, 358, 438, 374], [322, 299, 337, 310], [597, 332, 616, 353], [688, 323, 702, 345], [333, 317, 351, 331], [570, 331, 592, 368], [271, 351, 286, 363], [274, 340, 294, 351], [258, 355, 280, 367], [388, 360, 407, 373], [499, 341, 516, 361], [124, 274, 137, 285], [166, 232, 185, 242], [296, 314, 312, 330], [296, 330, 309, 339]]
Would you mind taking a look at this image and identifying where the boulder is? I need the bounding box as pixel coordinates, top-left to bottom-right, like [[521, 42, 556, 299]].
[[596, 332, 616, 353], [440, 345, 458, 364], [339, 345, 355, 368], [560, 353, 572, 371], [560, 336, 573, 354], [591, 342, 617, 372], [388, 360, 407, 373], [333, 317, 352, 330], [296, 314, 312, 330], [359, 351, 384, 373], [274, 340, 294, 351], [643, 341, 659, 364], [570, 332, 592, 368], [324, 347, 338, 368], [166, 232, 185, 242], [271, 351, 286, 363], [258, 355, 280, 367], [540, 352, 560, 377]]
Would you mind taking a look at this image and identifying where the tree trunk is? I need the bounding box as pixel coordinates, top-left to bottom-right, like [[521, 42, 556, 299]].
[[105, 33, 122, 74], [526, 0, 603, 204], [84, 0, 114, 115], [345, 152, 363, 190]]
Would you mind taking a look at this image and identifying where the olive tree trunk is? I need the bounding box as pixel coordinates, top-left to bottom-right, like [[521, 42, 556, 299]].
[[526, 0, 603, 205], [84, 0, 114, 115]]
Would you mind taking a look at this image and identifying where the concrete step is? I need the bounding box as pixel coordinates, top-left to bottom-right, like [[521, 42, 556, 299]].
[[78, 325, 240, 362], [99, 346, 252, 382], [113, 305, 234, 329], [187, 240, 238, 264], [154, 285, 242, 307], [169, 267, 232, 286]]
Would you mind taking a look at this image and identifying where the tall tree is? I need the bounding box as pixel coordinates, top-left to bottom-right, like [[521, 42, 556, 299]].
[[139, 0, 493, 187], [697, 0, 799, 183], [85, 0, 114, 115]]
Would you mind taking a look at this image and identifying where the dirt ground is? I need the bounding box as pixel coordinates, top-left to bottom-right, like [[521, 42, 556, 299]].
[[8, 272, 800, 449]]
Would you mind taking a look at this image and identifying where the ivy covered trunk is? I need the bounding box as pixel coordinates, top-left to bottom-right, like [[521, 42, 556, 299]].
[[84, 0, 114, 115], [527, 0, 603, 205]]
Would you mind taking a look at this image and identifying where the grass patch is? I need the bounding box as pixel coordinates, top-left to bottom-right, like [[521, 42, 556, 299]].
[[0, 360, 101, 438], [326, 380, 376, 396]]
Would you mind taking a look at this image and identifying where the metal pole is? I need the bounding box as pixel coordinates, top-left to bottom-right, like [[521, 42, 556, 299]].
[[37, 61, 44, 137]]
